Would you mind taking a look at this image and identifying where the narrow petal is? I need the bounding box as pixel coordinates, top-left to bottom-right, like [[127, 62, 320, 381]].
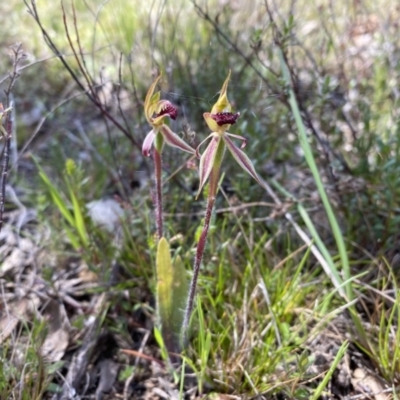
[[197, 136, 221, 198], [226, 132, 247, 149], [142, 130, 156, 157], [195, 133, 214, 159], [223, 135, 265, 188], [159, 124, 195, 154], [204, 112, 222, 132]]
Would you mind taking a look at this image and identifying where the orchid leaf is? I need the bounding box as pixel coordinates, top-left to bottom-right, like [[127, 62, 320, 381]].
[[172, 255, 189, 349], [157, 237, 174, 349], [156, 237, 189, 354]]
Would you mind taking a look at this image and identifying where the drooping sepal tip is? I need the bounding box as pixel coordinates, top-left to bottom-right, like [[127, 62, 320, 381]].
[[159, 125, 196, 155]]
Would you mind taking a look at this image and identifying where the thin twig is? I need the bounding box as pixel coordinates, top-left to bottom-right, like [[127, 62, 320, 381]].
[[192, 1, 269, 87], [12, 84, 103, 169], [0, 44, 25, 232], [24, 0, 139, 148], [193, 0, 352, 175]]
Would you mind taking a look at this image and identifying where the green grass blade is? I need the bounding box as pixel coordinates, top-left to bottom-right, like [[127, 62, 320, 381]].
[[66, 181, 89, 247], [311, 340, 349, 400], [297, 203, 343, 294], [278, 49, 351, 301], [278, 49, 370, 345], [37, 167, 74, 227], [64, 224, 81, 250]]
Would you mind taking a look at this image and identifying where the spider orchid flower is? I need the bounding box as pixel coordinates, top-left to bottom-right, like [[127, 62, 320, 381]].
[[196, 70, 264, 197], [182, 71, 267, 338], [142, 75, 195, 157]]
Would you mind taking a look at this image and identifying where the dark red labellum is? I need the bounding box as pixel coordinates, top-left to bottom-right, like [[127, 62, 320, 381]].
[[211, 112, 240, 126], [155, 101, 178, 120]]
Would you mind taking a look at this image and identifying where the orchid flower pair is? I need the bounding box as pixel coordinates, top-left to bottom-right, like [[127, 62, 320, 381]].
[[142, 71, 265, 340], [142, 70, 264, 197]]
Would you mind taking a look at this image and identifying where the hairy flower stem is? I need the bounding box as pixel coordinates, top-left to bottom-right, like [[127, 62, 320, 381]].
[[154, 134, 164, 239], [0, 109, 12, 233], [182, 174, 217, 337], [182, 139, 225, 340]]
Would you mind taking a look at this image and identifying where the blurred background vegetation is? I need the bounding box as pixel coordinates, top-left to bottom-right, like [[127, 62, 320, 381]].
[[1, 0, 400, 398]]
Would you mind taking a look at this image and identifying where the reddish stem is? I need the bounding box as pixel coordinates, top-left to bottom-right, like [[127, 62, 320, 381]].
[[182, 163, 219, 338], [0, 111, 12, 233], [153, 147, 163, 239]]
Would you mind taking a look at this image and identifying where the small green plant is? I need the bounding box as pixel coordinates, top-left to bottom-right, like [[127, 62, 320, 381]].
[[37, 158, 90, 251], [143, 71, 270, 349], [3, 1, 400, 397]]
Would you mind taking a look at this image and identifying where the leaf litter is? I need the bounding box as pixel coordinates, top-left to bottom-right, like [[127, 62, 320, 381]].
[[0, 199, 397, 400]]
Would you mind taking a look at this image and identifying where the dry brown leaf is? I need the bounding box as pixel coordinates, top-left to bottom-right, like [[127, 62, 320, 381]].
[[56, 293, 107, 400], [0, 248, 27, 276], [78, 261, 98, 283], [0, 295, 41, 344], [18, 237, 34, 252], [42, 327, 69, 362], [351, 368, 389, 400], [0, 298, 28, 344], [41, 300, 69, 362], [0, 226, 17, 248], [95, 359, 119, 400]]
